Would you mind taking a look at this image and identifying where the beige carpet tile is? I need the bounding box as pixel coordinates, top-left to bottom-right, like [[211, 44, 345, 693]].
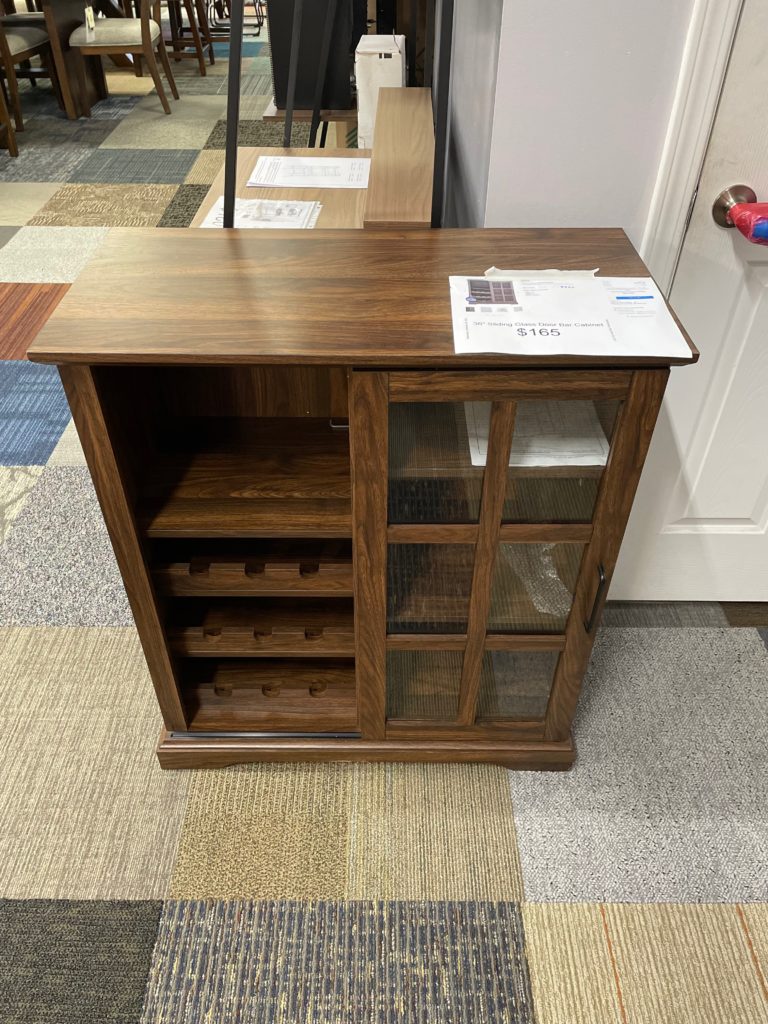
[[0, 627, 189, 899], [740, 905, 768, 1000], [29, 184, 178, 227], [169, 763, 351, 900], [0, 226, 108, 283], [348, 763, 524, 900], [184, 148, 225, 184], [0, 183, 61, 226], [104, 70, 159, 95], [46, 419, 86, 467], [101, 93, 228, 149], [0, 466, 43, 543], [522, 904, 624, 1024], [604, 903, 768, 1024]]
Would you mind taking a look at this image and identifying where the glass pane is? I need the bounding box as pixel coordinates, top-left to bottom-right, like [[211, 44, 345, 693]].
[[488, 543, 583, 633], [477, 650, 559, 720], [386, 650, 462, 720], [500, 399, 622, 522], [387, 544, 474, 633], [388, 403, 487, 523]]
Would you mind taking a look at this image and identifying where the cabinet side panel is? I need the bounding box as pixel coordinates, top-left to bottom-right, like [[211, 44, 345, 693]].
[[350, 371, 389, 740], [544, 368, 669, 741], [59, 364, 187, 731]]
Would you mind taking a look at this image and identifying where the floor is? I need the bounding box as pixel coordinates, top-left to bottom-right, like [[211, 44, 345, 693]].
[[1, 38, 768, 1024]]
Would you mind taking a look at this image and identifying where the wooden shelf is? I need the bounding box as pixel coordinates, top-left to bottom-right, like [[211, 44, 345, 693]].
[[167, 598, 354, 657], [152, 539, 354, 596], [138, 418, 351, 538], [180, 659, 358, 732]]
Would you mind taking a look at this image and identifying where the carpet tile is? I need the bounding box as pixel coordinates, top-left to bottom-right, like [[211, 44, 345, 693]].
[[0, 183, 61, 225], [0, 225, 108, 283], [170, 763, 351, 899], [760, 629, 768, 653], [157, 184, 210, 227], [348, 762, 524, 900], [46, 418, 85, 466], [105, 69, 160, 95], [522, 904, 624, 1024], [0, 361, 70, 463], [510, 628, 768, 902], [0, 467, 133, 625], [101, 93, 228, 150], [29, 183, 179, 227], [141, 900, 535, 1024], [183, 148, 225, 184], [604, 903, 768, 1023], [237, 72, 273, 95], [67, 148, 199, 184], [602, 600, 728, 626], [3, 112, 116, 148], [0, 899, 163, 1024], [203, 118, 310, 148], [0, 628, 189, 898], [0, 283, 69, 359], [0, 144, 93, 183], [722, 601, 768, 627], [0, 466, 43, 543], [0, 225, 18, 249]]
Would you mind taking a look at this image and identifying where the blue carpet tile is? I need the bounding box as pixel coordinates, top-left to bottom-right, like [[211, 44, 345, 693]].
[[0, 362, 70, 465], [69, 148, 200, 185], [141, 900, 535, 1024]]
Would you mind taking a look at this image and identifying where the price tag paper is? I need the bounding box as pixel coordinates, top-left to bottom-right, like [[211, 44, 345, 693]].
[[449, 273, 690, 359]]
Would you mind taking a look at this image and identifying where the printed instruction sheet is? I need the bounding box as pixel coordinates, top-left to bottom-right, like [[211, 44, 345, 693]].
[[449, 272, 690, 359], [200, 196, 322, 229], [247, 155, 371, 189]]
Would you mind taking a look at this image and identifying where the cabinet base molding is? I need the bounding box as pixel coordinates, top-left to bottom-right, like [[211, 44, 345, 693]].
[[156, 728, 575, 771]]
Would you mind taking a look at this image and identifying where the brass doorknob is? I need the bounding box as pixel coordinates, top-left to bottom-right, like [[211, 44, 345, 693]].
[[712, 184, 758, 227]]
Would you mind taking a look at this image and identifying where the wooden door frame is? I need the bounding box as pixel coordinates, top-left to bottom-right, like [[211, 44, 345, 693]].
[[640, 0, 743, 293]]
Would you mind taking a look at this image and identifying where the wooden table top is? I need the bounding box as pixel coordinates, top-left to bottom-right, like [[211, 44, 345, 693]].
[[190, 147, 371, 230], [28, 227, 698, 367]]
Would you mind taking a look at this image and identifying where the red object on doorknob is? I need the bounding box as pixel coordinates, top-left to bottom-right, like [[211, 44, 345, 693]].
[[728, 203, 768, 244]]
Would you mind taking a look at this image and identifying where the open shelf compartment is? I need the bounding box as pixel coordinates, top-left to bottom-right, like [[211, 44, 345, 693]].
[[179, 658, 359, 733]]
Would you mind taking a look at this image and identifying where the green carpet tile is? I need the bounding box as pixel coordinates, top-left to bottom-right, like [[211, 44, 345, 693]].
[[0, 900, 162, 1024], [157, 184, 211, 226]]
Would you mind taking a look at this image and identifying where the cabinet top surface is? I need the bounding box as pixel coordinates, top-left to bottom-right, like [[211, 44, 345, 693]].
[[28, 227, 697, 367]]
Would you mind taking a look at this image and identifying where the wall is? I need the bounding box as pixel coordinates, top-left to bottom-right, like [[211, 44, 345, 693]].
[[443, 0, 504, 227], [481, 0, 695, 250]]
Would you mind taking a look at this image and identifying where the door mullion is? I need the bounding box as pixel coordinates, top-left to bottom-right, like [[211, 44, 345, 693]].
[[456, 401, 516, 725]]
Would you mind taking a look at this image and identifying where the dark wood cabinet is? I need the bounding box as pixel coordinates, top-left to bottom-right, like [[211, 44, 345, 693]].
[[29, 228, 696, 769]]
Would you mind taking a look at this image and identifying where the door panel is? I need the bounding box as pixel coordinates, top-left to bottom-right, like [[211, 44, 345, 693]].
[[615, 0, 768, 598]]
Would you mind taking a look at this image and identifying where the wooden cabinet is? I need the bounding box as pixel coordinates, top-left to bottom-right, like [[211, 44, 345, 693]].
[[28, 228, 696, 769]]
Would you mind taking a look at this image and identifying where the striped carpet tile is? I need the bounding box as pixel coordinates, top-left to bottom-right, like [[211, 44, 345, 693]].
[[0, 284, 69, 359], [0, 361, 71, 464], [141, 900, 535, 1024]]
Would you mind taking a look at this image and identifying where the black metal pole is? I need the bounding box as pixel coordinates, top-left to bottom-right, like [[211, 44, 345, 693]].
[[283, 0, 305, 148], [430, 0, 454, 227], [408, 0, 418, 85], [222, 0, 244, 228], [424, 0, 435, 88], [309, 0, 338, 147]]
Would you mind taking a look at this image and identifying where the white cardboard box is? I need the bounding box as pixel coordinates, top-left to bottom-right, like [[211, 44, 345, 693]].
[[355, 34, 406, 149]]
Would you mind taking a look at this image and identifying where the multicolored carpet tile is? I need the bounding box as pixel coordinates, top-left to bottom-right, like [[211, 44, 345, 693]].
[[1, 34, 768, 1024]]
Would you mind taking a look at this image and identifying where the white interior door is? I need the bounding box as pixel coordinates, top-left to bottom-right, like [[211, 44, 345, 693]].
[[613, 0, 768, 600]]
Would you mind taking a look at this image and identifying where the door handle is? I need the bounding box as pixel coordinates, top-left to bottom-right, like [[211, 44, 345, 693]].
[[712, 184, 768, 244], [584, 563, 607, 634]]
